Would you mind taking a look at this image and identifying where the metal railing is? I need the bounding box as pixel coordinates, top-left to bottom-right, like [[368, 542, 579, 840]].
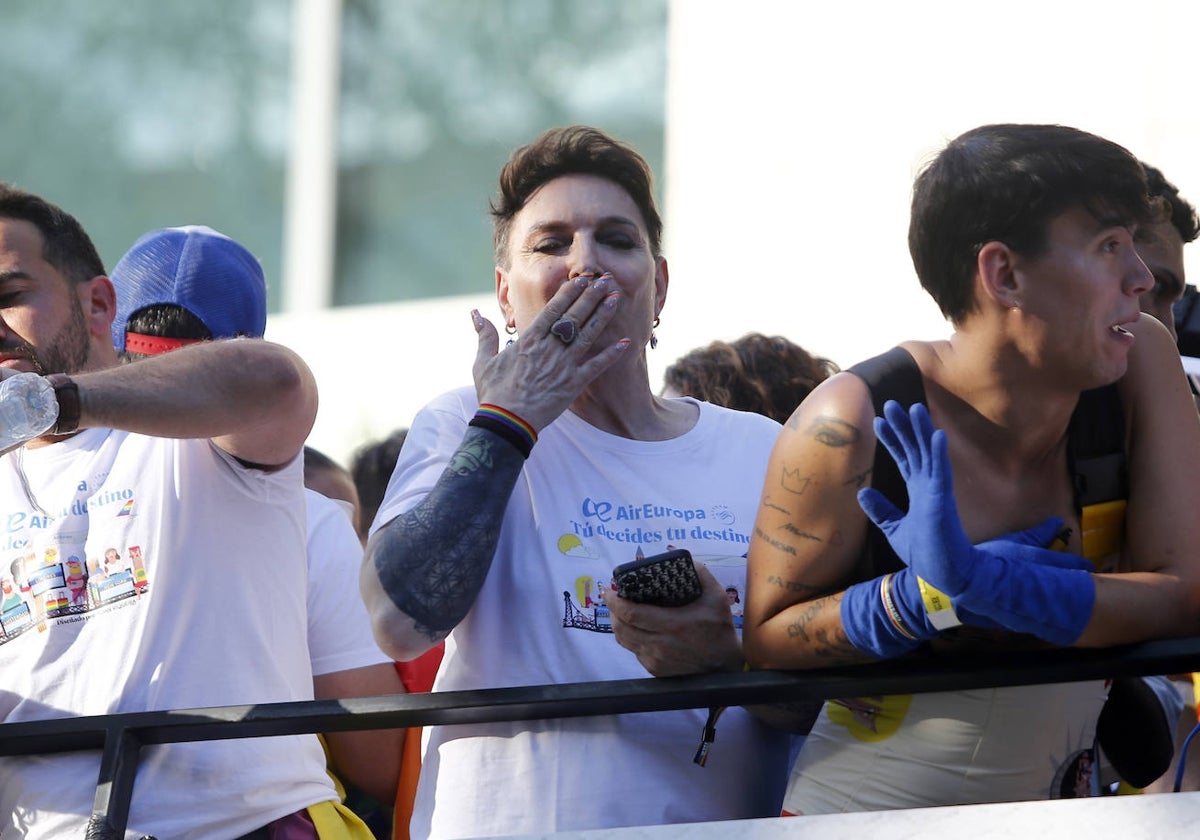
[[4, 636, 1200, 838]]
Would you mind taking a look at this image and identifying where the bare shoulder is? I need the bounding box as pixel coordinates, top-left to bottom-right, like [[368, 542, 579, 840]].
[[780, 371, 876, 448], [1121, 316, 1191, 399], [750, 369, 878, 602]]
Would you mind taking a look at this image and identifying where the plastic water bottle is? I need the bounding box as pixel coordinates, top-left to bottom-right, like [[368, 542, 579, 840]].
[[0, 373, 59, 450]]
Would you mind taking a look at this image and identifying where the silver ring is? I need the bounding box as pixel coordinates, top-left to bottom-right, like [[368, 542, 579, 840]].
[[550, 317, 578, 344]]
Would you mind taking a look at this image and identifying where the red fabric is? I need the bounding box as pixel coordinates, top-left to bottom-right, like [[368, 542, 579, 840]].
[[393, 644, 444, 694]]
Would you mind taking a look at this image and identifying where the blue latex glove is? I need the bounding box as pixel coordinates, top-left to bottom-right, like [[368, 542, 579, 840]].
[[857, 400, 975, 596], [841, 567, 930, 658], [841, 516, 1087, 657], [857, 401, 1095, 646], [957, 520, 1092, 631]]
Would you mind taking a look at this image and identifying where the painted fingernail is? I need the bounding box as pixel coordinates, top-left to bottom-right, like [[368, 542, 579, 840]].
[[470, 309, 483, 329], [603, 291, 620, 307], [616, 338, 631, 351]]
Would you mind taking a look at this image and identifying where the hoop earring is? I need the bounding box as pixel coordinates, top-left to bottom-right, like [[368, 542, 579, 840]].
[[505, 323, 517, 347], [650, 316, 661, 350]]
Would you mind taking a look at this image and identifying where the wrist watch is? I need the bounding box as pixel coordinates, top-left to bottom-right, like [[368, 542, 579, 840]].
[[45, 373, 81, 434]]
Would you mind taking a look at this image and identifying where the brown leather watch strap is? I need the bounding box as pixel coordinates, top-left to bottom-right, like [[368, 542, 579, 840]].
[[45, 373, 80, 434]]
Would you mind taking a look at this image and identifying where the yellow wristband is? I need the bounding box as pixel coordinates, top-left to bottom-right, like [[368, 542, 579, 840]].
[[917, 576, 962, 630]]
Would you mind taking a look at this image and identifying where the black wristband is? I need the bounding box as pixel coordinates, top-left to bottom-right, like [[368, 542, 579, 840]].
[[469, 415, 534, 459], [46, 374, 80, 435]]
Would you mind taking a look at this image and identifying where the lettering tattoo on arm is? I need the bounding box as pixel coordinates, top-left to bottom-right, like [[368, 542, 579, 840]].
[[370, 426, 526, 643], [766, 575, 821, 596], [755, 526, 798, 557], [763, 496, 790, 515], [786, 594, 861, 664], [781, 522, 822, 542]]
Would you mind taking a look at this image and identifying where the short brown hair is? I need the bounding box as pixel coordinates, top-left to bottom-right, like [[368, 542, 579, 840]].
[[490, 125, 663, 268]]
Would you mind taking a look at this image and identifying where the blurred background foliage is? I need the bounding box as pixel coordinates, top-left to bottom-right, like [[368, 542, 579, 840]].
[[1, 0, 666, 308]]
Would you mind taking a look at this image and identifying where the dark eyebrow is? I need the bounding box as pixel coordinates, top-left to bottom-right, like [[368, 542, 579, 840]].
[[595, 215, 640, 229], [0, 270, 31, 284], [525, 216, 641, 236]]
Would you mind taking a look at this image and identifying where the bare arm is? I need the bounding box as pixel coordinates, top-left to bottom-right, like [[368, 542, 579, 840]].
[[314, 663, 407, 806], [743, 374, 880, 670], [66, 338, 317, 467], [1080, 316, 1200, 644]]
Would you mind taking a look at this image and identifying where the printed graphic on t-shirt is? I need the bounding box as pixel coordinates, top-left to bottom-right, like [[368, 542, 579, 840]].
[[1052, 749, 1096, 799], [0, 492, 149, 645], [557, 495, 751, 634], [825, 694, 914, 742]]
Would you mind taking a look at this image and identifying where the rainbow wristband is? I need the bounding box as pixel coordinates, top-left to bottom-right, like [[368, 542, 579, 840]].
[[880, 573, 920, 641], [468, 403, 538, 459]]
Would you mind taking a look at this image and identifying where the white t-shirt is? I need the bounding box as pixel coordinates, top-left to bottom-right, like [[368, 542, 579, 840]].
[[782, 681, 1109, 814], [304, 489, 390, 677], [0, 429, 337, 840], [373, 387, 794, 840]]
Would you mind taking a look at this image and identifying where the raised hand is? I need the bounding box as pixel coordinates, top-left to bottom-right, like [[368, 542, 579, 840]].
[[856, 400, 975, 596], [471, 272, 630, 432], [854, 401, 1094, 647]]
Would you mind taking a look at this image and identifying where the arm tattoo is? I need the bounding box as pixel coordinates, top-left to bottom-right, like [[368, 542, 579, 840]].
[[766, 575, 821, 596], [781, 522, 822, 542], [755, 526, 798, 557], [780, 466, 811, 495], [807, 416, 860, 448], [787, 594, 861, 664], [370, 426, 526, 642], [763, 496, 790, 515], [844, 465, 872, 488]]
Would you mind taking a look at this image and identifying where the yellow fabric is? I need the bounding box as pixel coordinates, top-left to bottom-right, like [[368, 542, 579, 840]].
[[1114, 780, 1144, 795], [307, 799, 376, 840], [1080, 500, 1126, 565], [317, 733, 349, 801]]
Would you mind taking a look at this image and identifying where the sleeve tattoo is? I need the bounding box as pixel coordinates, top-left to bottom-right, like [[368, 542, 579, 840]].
[[371, 426, 526, 642]]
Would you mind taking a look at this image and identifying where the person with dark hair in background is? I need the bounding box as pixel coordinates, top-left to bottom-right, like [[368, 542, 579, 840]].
[[745, 124, 1200, 814], [1135, 163, 1200, 342], [351, 429, 408, 546], [305, 445, 363, 530], [1131, 164, 1200, 794], [108, 224, 404, 837], [0, 185, 374, 838], [360, 126, 794, 839], [661, 332, 838, 425]]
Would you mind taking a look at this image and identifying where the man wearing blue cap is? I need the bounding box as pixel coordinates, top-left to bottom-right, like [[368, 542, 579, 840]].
[[110, 224, 268, 357], [108, 224, 406, 834], [0, 185, 370, 839]]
